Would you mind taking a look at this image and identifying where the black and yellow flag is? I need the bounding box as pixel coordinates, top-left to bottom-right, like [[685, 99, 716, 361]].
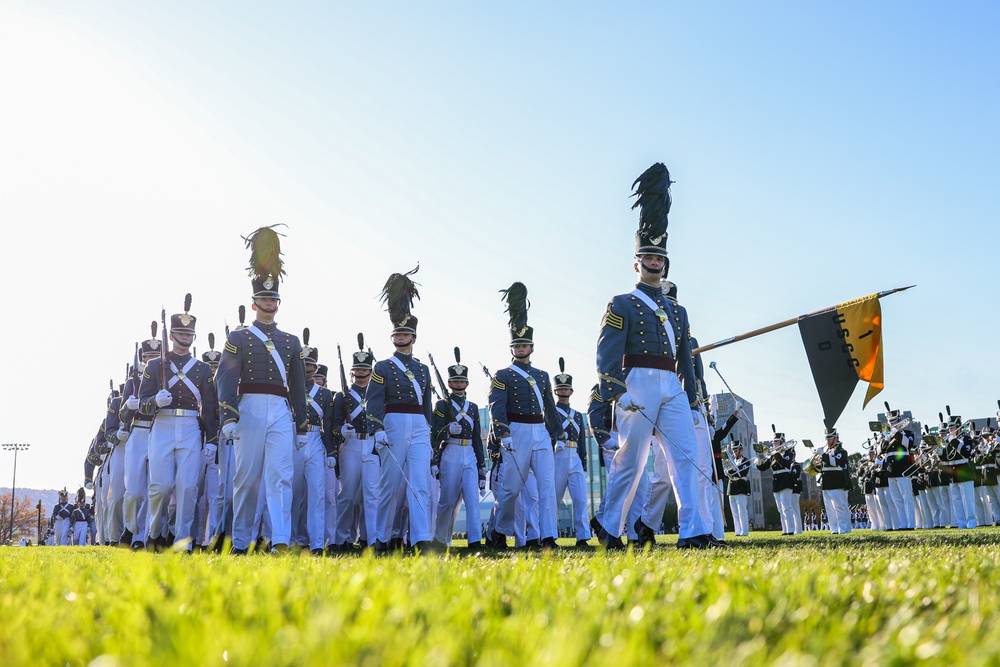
[[798, 293, 884, 429]]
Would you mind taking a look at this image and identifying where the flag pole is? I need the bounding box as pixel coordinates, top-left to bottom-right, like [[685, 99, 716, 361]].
[[691, 285, 915, 355]]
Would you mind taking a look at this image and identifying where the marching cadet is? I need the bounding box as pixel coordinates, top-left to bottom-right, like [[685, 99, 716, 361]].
[[588, 385, 649, 546], [138, 295, 219, 550], [332, 338, 379, 552], [119, 323, 163, 549], [594, 163, 716, 550], [103, 379, 128, 545], [550, 358, 591, 547], [818, 428, 851, 534], [860, 449, 886, 530], [487, 282, 561, 551], [365, 267, 436, 554], [51, 489, 73, 546], [72, 488, 91, 545], [881, 406, 915, 530], [431, 348, 487, 550], [725, 442, 752, 537], [290, 331, 335, 554], [216, 227, 308, 554], [191, 334, 223, 548], [942, 414, 977, 529], [755, 428, 798, 535]]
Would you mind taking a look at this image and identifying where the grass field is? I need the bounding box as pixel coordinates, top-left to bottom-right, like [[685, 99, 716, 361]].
[[3, 530, 1000, 667]]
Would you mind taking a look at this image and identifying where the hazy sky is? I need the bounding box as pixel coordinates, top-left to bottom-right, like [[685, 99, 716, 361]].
[[2, 2, 998, 490]]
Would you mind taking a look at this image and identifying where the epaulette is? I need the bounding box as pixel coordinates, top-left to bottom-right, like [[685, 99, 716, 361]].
[[225, 341, 238, 354], [491, 377, 506, 391], [371, 371, 384, 384], [602, 304, 624, 330]]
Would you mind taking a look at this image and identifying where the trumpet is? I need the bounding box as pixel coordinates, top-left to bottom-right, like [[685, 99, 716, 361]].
[[804, 450, 824, 476], [752, 438, 798, 466]]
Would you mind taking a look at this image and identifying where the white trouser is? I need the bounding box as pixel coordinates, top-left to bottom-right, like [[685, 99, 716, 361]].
[[74, 521, 89, 545], [429, 470, 440, 538], [598, 441, 651, 540], [981, 484, 1000, 524], [94, 465, 107, 543], [517, 469, 540, 545], [495, 422, 556, 540], [876, 487, 898, 529], [791, 493, 802, 533], [775, 489, 796, 533], [324, 464, 339, 546], [926, 485, 946, 527], [212, 440, 236, 540], [916, 491, 932, 529], [952, 480, 977, 529], [888, 476, 915, 529], [376, 412, 433, 545], [201, 459, 220, 543], [336, 437, 380, 545], [54, 517, 70, 546], [105, 445, 126, 543], [291, 431, 327, 550], [554, 446, 590, 541], [823, 488, 851, 534], [435, 443, 482, 544], [729, 494, 749, 536], [693, 411, 724, 539], [232, 394, 295, 550], [123, 424, 151, 544], [146, 414, 202, 547], [602, 369, 710, 540], [865, 493, 885, 530]]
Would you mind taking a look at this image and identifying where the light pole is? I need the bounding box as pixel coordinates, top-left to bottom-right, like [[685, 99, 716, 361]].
[[2, 443, 30, 544]]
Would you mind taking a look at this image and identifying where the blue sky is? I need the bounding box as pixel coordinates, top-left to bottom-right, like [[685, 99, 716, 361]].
[[2, 2, 998, 489]]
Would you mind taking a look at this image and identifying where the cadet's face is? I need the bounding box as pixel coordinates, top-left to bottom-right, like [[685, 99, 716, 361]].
[[254, 298, 279, 314], [555, 388, 573, 400], [635, 254, 665, 278], [448, 380, 469, 393], [353, 369, 372, 380], [305, 364, 316, 381], [314, 377, 326, 386], [171, 332, 194, 348], [392, 333, 415, 348], [511, 343, 533, 359]]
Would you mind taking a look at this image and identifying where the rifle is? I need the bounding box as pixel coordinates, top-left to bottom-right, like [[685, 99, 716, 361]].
[[131, 344, 140, 398], [427, 352, 456, 422], [336, 344, 350, 399], [160, 308, 169, 392]]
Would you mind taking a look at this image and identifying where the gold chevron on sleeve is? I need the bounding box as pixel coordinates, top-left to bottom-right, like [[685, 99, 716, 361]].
[[602, 304, 624, 330], [491, 378, 506, 391], [225, 342, 238, 354], [371, 371, 384, 384]]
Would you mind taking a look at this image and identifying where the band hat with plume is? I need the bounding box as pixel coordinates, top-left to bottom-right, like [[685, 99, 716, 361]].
[[243, 224, 286, 299], [170, 293, 197, 335], [501, 282, 532, 345], [140, 320, 161, 356], [771, 424, 785, 442], [825, 427, 839, 439], [554, 357, 573, 390], [632, 162, 673, 258], [302, 327, 318, 365], [380, 266, 420, 336], [448, 347, 469, 382], [352, 333, 375, 370], [202, 332, 221, 365]]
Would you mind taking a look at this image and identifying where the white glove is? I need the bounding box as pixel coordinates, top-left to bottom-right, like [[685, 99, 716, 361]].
[[479, 478, 487, 491], [203, 443, 217, 461], [431, 465, 440, 479], [154, 389, 173, 408], [601, 435, 620, 451], [220, 422, 238, 441], [374, 430, 390, 447], [125, 396, 140, 411], [734, 401, 743, 413], [116, 428, 130, 444], [448, 422, 463, 435], [341, 423, 357, 439], [692, 409, 701, 426], [85, 481, 94, 491], [295, 436, 307, 450], [555, 442, 565, 453], [326, 456, 337, 470], [501, 436, 512, 450], [617, 393, 644, 412]]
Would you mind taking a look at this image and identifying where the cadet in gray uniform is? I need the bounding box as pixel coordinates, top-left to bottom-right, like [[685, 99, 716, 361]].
[[551, 358, 591, 546], [216, 226, 308, 554], [487, 282, 561, 551], [366, 267, 435, 553], [52, 489, 73, 546], [138, 295, 219, 550], [595, 163, 716, 550]]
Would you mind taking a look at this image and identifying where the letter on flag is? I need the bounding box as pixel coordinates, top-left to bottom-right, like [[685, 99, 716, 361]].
[[797, 293, 884, 428]]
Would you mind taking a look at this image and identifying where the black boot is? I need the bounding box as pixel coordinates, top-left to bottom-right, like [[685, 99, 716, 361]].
[[633, 517, 656, 549]]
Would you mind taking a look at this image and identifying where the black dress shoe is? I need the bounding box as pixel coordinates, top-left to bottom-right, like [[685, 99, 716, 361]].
[[130, 540, 145, 551], [119, 529, 133, 547], [633, 517, 656, 549], [310, 548, 324, 556], [540, 537, 559, 550], [575, 540, 594, 550], [230, 546, 248, 555], [466, 541, 484, 552], [704, 535, 732, 549], [524, 538, 540, 550], [592, 519, 626, 551], [487, 531, 509, 551]]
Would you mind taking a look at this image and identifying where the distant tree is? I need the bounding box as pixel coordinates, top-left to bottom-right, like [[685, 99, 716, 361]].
[[0, 493, 38, 544]]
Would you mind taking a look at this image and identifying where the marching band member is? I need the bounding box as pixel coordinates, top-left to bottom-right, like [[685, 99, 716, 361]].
[[755, 428, 798, 535], [818, 428, 851, 534], [725, 441, 752, 537], [880, 407, 915, 530]]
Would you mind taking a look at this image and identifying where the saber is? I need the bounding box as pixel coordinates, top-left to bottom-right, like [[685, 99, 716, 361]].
[[633, 408, 718, 489], [379, 440, 426, 515], [708, 361, 754, 426], [213, 437, 235, 551], [478, 361, 528, 489]]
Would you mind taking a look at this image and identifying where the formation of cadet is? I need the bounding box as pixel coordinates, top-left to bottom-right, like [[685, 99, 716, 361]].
[[66, 167, 1000, 554]]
